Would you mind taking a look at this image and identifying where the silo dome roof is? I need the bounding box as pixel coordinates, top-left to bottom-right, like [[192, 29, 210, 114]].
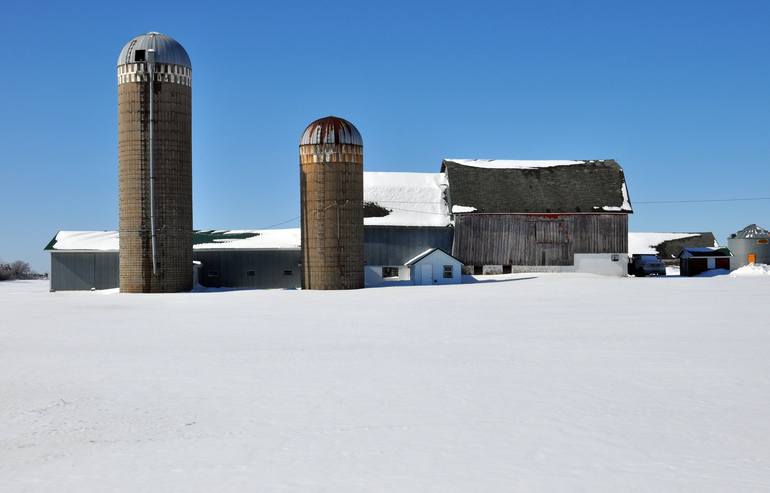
[[117, 32, 191, 68], [300, 116, 363, 146]]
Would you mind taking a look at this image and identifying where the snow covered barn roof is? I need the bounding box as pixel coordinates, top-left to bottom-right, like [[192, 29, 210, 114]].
[[45, 229, 301, 252], [628, 232, 718, 256], [363, 172, 451, 227], [732, 224, 770, 239], [441, 159, 632, 214]]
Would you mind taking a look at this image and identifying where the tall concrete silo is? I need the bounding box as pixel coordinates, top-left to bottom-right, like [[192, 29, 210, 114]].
[[299, 116, 364, 289], [117, 32, 192, 293]]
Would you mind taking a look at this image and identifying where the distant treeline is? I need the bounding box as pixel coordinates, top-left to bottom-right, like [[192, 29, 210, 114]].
[[0, 260, 45, 281]]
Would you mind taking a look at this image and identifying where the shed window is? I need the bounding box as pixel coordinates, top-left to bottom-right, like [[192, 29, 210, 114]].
[[246, 270, 256, 277], [283, 270, 293, 276], [443, 265, 453, 278], [382, 267, 399, 279]]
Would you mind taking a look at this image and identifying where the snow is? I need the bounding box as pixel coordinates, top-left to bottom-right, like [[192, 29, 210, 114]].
[[730, 263, 770, 277], [50, 229, 301, 252], [451, 205, 476, 213], [50, 231, 119, 251], [2, 276, 770, 492], [363, 172, 450, 227], [195, 229, 300, 250], [628, 232, 700, 255], [445, 159, 585, 169]]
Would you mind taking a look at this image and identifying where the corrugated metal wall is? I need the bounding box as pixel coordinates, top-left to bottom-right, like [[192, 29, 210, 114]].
[[453, 213, 628, 266], [194, 250, 301, 289], [50, 250, 301, 290], [364, 226, 454, 266], [51, 252, 120, 291]]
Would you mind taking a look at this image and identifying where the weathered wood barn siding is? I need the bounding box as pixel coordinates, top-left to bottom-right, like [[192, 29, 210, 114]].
[[453, 213, 627, 266], [364, 226, 454, 266]]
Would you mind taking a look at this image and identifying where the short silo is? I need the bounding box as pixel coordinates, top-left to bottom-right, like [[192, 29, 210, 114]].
[[299, 116, 364, 289], [728, 224, 770, 269], [117, 32, 192, 293]]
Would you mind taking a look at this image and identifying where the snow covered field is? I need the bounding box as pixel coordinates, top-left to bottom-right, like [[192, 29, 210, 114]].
[[2, 276, 769, 492]]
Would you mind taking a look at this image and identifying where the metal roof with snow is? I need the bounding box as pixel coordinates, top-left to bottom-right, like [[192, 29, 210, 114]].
[[678, 247, 732, 258], [441, 159, 632, 214], [732, 224, 770, 239], [45, 229, 300, 252]]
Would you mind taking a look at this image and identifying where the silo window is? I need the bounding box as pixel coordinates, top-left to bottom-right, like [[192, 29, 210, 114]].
[[443, 265, 453, 278], [246, 270, 256, 277], [134, 50, 146, 62], [283, 270, 293, 276]]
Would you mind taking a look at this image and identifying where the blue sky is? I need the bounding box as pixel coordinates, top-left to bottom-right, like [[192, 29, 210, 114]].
[[1, 0, 769, 271]]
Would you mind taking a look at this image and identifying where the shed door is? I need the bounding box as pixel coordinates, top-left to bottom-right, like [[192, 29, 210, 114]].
[[420, 264, 433, 285]]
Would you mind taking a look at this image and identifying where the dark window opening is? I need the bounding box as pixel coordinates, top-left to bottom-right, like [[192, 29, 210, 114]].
[[502, 265, 512, 274], [283, 270, 293, 276], [382, 266, 399, 278], [134, 50, 146, 62], [246, 270, 256, 277], [443, 265, 453, 278], [473, 265, 483, 275]]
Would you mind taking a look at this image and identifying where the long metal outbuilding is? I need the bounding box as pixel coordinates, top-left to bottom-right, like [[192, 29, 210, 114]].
[[45, 230, 302, 291]]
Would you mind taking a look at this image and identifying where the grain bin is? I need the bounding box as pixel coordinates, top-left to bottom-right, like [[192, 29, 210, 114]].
[[299, 116, 364, 289], [728, 224, 770, 269], [117, 32, 192, 293]]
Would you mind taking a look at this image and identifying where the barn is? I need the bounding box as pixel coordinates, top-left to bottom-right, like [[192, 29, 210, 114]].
[[442, 159, 632, 276]]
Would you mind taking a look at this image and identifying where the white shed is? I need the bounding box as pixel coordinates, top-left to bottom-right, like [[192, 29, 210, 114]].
[[405, 248, 463, 285]]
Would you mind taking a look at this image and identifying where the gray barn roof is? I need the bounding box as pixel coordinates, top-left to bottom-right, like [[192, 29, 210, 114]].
[[441, 159, 632, 214], [118, 32, 191, 68]]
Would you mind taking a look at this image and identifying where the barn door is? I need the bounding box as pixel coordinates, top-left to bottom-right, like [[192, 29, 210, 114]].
[[420, 264, 433, 285], [533, 219, 573, 266]]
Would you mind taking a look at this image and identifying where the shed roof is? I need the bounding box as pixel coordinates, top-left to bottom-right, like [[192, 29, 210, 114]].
[[404, 248, 463, 266], [679, 247, 732, 258], [441, 159, 632, 214]]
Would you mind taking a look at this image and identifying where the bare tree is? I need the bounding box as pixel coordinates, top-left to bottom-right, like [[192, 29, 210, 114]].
[[0, 259, 35, 281]]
